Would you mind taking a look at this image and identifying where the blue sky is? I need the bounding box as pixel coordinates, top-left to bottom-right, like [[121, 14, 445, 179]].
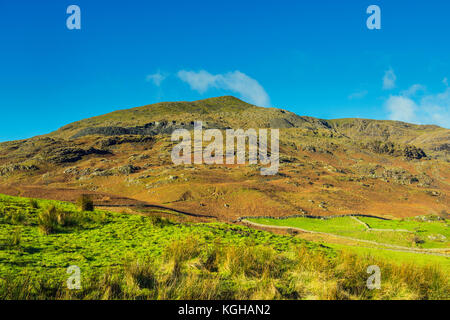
[[0, 0, 449, 141]]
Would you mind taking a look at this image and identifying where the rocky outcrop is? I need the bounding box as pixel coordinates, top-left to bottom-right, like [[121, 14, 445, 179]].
[[117, 164, 141, 175], [0, 164, 39, 176], [380, 169, 433, 186], [362, 140, 427, 160]]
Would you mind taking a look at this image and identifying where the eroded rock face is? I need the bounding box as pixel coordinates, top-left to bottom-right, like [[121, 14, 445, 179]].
[[303, 145, 333, 155], [71, 121, 225, 139], [433, 143, 450, 152], [97, 136, 154, 148], [45, 147, 110, 164]]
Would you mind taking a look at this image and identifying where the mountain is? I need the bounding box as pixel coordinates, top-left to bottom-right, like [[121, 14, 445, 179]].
[[0, 96, 448, 220]]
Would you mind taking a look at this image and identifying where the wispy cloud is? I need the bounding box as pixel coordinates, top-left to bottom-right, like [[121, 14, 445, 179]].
[[348, 90, 368, 100], [176, 70, 217, 94], [177, 70, 270, 107], [385, 84, 450, 128], [383, 68, 397, 90], [146, 71, 167, 86], [400, 84, 425, 97], [385, 95, 417, 123], [421, 87, 450, 127], [443, 77, 448, 87]]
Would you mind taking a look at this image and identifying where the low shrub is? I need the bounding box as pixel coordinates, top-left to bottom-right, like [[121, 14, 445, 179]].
[[77, 194, 94, 212], [149, 214, 171, 227], [438, 210, 448, 221]]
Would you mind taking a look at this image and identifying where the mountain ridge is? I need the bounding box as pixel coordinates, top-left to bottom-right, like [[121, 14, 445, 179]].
[[39, 96, 448, 159]]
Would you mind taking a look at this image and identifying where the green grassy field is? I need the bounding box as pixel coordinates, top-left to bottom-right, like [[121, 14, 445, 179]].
[[0, 194, 448, 300], [359, 217, 449, 248], [327, 244, 450, 272], [0, 194, 310, 280], [248, 216, 450, 249]]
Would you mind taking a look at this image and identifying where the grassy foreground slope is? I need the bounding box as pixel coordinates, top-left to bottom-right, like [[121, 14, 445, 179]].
[[0, 194, 448, 300]]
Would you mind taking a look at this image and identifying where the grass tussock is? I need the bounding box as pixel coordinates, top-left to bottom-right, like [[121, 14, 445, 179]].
[[1, 227, 22, 249], [37, 205, 83, 234], [37, 206, 60, 235], [29, 199, 39, 209]]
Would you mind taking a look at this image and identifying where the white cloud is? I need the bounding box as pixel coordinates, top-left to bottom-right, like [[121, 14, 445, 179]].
[[348, 90, 368, 100], [443, 77, 448, 86], [177, 70, 270, 107], [420, 88, 450, 127], [400, 84, 425, 97], [385, 95, 418, 123], [146, 71, 167, 86], [383, 68, 397, 90], [385, 86, 450, 128], [177, 70, 218, 94]]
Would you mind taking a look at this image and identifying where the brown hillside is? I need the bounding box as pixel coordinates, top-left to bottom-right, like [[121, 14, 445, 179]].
[[0, 96, 448, 221]]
